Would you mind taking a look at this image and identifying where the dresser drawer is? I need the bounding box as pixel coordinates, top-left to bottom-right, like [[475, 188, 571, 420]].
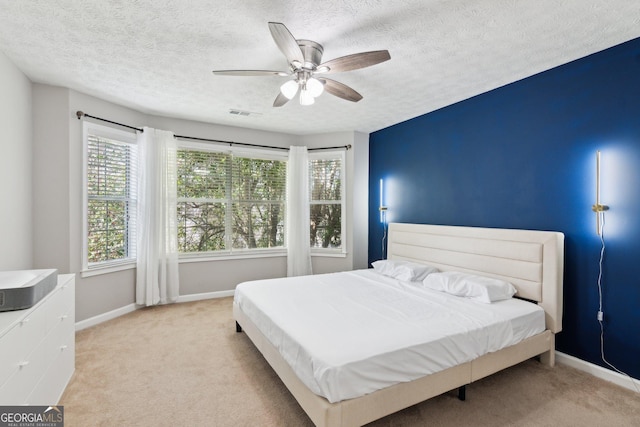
[[27, 328, 75, 405], [42, 279, 75, 336], [0, 301, 50, 386], [0, 332, 54, 404], [48, 306, 75, 361]]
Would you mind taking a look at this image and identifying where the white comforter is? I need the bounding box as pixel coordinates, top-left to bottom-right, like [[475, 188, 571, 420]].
[[234, 269, 545, 403]]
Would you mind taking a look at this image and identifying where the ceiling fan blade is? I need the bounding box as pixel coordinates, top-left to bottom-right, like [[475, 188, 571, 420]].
[[318, 50, 390, 74], [318, 78, 363, 102], [268, 22, 304, 66], [212, 70, 289, 77], [273, 91, 292, 107]]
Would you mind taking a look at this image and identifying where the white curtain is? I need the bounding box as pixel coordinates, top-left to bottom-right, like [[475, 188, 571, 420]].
[[136, 127, 180, 306], [286, 146, 312, 277]]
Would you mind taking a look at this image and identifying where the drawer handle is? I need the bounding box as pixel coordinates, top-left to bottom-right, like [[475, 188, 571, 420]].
[[60, 345, 68, 351], [20, 318, 30, 325], [60, 314, 69, 320], [18, 361, 30, 368]]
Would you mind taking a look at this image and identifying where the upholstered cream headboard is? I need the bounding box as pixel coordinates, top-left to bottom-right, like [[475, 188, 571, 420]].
[[387, 223, 564, 333]]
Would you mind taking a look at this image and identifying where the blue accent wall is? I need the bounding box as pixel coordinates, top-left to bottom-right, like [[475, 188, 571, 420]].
[[369, 37, 640, 379]]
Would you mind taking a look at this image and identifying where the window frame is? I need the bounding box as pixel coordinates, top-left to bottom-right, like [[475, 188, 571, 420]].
[[308, 150, 346, 255], [82, 122, 138, 272], [176, 140, 289, 260]]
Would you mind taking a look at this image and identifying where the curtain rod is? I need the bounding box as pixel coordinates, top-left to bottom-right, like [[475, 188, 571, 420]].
[[76, 111, 143, 132], [76, 111, 351, 152]]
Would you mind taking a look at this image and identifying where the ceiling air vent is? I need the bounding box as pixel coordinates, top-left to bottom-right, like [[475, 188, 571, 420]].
[[229, 109, 251, 116]]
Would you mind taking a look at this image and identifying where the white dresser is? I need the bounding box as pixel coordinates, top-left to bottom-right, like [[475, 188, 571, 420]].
[[0, 274, 75, 405]]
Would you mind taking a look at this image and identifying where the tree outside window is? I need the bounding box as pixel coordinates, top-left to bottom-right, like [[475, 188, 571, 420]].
[[177, 148, 286, 254], [85, 130, 137, 267], [309, 154, 344, 249]]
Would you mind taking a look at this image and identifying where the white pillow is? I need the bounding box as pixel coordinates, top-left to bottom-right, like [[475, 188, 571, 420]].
[[372, 260, 438, 282], [421, 271, 517, 303]]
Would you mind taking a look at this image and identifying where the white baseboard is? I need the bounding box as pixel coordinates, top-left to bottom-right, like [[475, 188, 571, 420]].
[[75, 303, 137, 331], [176, 289, 235, 303], [556, 351, 640, 393], [75, 290, 235, 331]]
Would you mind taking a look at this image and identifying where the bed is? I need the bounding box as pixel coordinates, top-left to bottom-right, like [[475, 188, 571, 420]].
[[233, 223, 564, 426]]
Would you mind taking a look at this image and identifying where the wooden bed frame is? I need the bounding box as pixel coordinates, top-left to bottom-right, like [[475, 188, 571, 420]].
[[233, 223, 564, 427]]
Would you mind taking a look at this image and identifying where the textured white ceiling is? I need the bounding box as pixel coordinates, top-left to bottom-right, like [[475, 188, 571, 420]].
[[0, 1, 639, 135]]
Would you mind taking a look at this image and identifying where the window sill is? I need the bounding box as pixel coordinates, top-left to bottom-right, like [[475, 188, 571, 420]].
[[179, 249, 287, 263], [311, 251, 347, 258], [81, 261, 136, 278]]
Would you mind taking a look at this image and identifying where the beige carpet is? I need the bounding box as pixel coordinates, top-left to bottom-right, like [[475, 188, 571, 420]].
[[60, 297, 640, 427]]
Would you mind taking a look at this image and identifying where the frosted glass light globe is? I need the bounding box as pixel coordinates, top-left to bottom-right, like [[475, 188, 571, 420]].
[[306, 78, 324, 98], [299, 88, 315, 106], [280, 80, 299, 99]]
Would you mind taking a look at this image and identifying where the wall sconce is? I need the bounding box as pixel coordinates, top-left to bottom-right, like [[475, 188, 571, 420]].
[[379, 178, 388, 223], [591, 150, 609, 235], [379, 178, 388, 259]]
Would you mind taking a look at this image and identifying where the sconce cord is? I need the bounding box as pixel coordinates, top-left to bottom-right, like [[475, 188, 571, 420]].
[[597, 212, 640, 392]]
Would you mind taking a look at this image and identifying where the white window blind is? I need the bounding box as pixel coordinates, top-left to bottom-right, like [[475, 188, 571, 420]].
[[309, 152, 344, 250], [85, 129, 138, 266], [230, 154, 286, 249], [177, 146, 287, 254]]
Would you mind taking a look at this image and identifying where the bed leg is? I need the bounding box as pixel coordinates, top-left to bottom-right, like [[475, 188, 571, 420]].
[[235, 321, 243, 333], [458, 385, 466, 401], [539, 334, 555, 367], [539, 349, 555, 367]]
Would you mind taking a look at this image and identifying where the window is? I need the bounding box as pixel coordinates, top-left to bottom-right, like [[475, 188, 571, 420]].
[[309, 151, 345, 251], [177, 143, 287, 255], [83, 123, 138, 268], [83, 126, 345, 266]]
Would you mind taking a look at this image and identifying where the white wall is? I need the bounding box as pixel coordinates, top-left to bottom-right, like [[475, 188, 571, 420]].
[[29, 86, 369, 322], [0, 51, 32, 269], [32, 85, 70, 272]]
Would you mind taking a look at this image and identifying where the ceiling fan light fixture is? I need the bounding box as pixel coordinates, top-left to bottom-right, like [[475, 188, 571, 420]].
[[212, 22, 390, 107], [306, 77, 324, 98], [280, 80, 299, 99]]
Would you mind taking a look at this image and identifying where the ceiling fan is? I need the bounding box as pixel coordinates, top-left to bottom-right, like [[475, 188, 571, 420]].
[[212, 22, 390, 107]]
